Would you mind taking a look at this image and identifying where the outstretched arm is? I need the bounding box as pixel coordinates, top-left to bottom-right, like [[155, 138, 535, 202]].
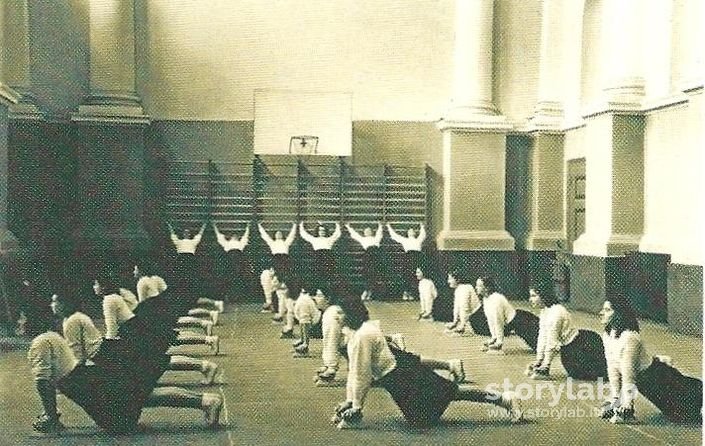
[[386, 223, 404, 244], [258, 223, 274, 245], [284, 223, 297, 247], [193, 222, 207, 245], [417, 223, 427, 243], [374, 223, 383, 244], [299, 222, 314, 244], [240, 224, 250, 247], [212, 222, 226, 247], [346, 224, 364, 246], [329, 222, 342, 244], [167, 222, 179, 243]]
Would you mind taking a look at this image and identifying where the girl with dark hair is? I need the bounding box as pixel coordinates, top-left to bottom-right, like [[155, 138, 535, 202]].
[[333, 299, 522, 429], [299, 221, 341, 292], [213, 222, 252, 302], [477, 276, 538, 353], [527, 282, 606, 381], [600, 296, 702, 424], [345, 223, 383, 301], [386, 222, 426, 301], [258, 222, 297, 279], [445, 271, 484, 335]]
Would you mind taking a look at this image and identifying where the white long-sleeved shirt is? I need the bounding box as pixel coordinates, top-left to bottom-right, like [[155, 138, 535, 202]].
[[418, 278, 438, 302], [63, 312, 103, 363], [119, 288, 138, 310], [27, 332, 78, 384], [347, 224, 383, 250], [346, 320, 397, 409], [299, 223, 341, 251], [321, 305, 345, 368], [259, 224, 296, 254], [169, 225, 205, 254], [294, 292, 322, 325], [454, 284, 481, 315], [603, 330, 651, 407], [102, 294, 135, 339], [215, 224, 249, 252], [483, 292, 516, 345], [535, 304, 578, 365], [136, 275, 168, 302], [387, 224, 426, 252]]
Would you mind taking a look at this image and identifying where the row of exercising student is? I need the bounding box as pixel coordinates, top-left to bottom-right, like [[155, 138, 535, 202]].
[[170, 220, 426, 302], [263, 265, 702, 428], [25, 226, 702, 435]]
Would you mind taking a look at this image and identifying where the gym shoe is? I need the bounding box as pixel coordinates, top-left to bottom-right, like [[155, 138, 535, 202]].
[[215, 300, 225, 313], [318, 367, 337, 381], [501, 391, 523, 424], [599, 401, 615, 420], [201, 361, 219, 385], [292, 339, 304, 349], [202, 394, 223, 427], [530, 367, 550, 380], [32, 414, 64, 433], [445, 321, 457, 330], [449, 359, 466, 383], [210, 311, 219, 326], [293, 345, 309, 358], [337, 418, 361, 429], [261, 303, 273, 313], [388, 333, 406, 351], [280, 329, 295, 339], [206, 336, 220, 355], [610, 408, 636, 424]]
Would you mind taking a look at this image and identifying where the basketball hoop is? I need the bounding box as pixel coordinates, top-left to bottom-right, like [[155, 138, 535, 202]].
[[289, 136, 319, 155]]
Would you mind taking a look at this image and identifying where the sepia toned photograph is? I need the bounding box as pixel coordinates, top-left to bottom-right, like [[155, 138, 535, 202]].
[[0, 0, 702, 444]]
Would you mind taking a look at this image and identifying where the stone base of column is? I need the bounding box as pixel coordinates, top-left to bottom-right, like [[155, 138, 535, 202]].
[[568, 254, 625, 313], [73, 91, 149, 125], [437, 230, 515, 251], [527, 101, 564, 132], [667, 263, 703, 336], [437, 106, 512, 132], [524, 230, 564, 251], [434, 249, 520, 298], [8, 89, 43, 121], [573, 232, 641, 257]]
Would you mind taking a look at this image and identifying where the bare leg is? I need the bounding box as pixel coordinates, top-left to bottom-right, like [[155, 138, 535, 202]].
[[454, 385, 523, 422], [196, 297, 224, 313], [419, 358, 450, 371], [145, 386, 203, 408]]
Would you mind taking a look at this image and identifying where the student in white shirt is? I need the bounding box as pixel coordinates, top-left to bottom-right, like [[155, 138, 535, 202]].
[[95, 275, 220, 355], [599, 296, 702, 425], [213, 222, 252, 301], [272, 271, 297, 339], [346, 223, 383, 301], [445, 271, 482, 334], [259, 222, 297, 280], [53, 294, 220, 386], [331, 298, 522, 429], [27, 319, 223, 434], [299, 221, 341, 291], [260, 266, 277, 314], [386, 223, 426, 300], [415, 267, 437, 320], [527, 282, 606, 381], [314, 288, 345, 385], [292, 288, 323, 357], [476, 276, 538, 353], [168, 221, 206, 255]]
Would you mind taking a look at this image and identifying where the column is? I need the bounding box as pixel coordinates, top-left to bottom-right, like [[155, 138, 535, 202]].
[[71, 0, 150, 255], [436, 0, 515, 294], [599, 0, 644, 110], [4, 0, 42, 120], [528, 0, 564, 130], [74, 0, 148, 123]]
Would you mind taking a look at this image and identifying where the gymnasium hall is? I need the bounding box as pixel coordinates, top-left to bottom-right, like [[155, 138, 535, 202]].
[[0, 1, 702, 445]]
